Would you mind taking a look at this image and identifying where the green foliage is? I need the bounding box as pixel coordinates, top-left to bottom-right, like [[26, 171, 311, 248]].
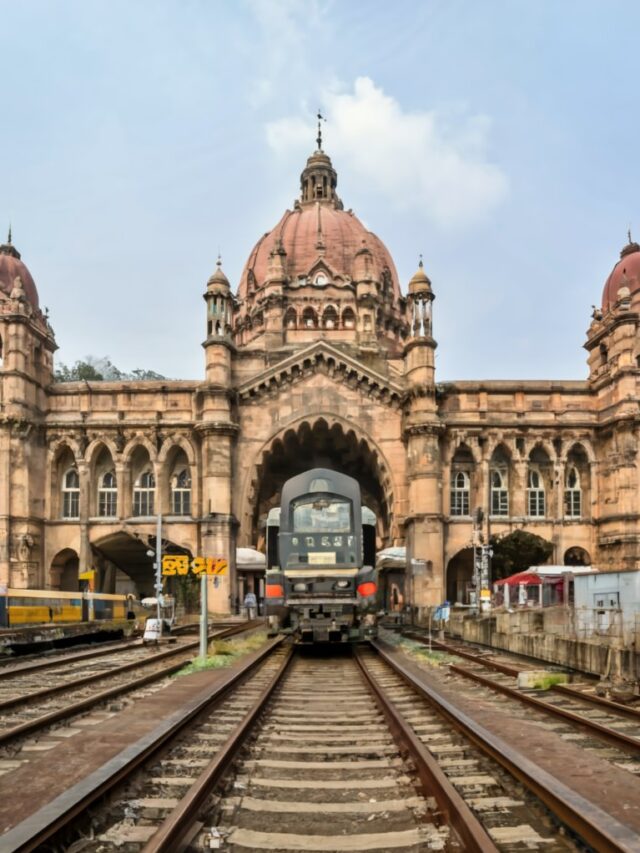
[[176, 630, 268, 676], [490, 530, 554, 580], [531, 673, 566, 690], [54, 355, 166, 382]]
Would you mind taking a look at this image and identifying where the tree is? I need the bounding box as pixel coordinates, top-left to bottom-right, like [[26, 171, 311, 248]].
[[489, 530, 554, 580], [54, 356, 166, 382]]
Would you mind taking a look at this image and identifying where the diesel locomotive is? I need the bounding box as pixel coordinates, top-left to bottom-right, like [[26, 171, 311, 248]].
[[265, 468, 377, 642]]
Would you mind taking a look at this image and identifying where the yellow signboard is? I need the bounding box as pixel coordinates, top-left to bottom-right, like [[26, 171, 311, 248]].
[[162, 556, 228, 576]]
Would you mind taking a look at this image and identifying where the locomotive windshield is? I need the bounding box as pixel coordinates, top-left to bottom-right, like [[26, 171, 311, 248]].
[[292, 497, 352, 533]]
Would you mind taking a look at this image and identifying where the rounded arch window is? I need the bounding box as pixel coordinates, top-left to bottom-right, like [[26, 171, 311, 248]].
[[133, 469, 155, 517], [98, 471, 117, 518], [62, 468, 80, 519], [172, 468, 192, 516], [564, 466, 581, 518], [302, 307, 317, 329], [527, 468, 545, 517], [323, 306, 338, 329], [450, 471, 470, 516], [490, 468, 509, 516], [342, 307, 356, 329]]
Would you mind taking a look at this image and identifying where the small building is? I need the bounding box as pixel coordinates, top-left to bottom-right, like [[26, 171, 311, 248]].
[[494, 565, 595, 609], [573, 570, 640, 638]]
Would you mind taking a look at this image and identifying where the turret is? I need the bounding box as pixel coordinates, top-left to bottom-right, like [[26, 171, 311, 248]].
[[203, 257, 234, 385], [264, 240, 287, 349], [404, 259, 436, 389]]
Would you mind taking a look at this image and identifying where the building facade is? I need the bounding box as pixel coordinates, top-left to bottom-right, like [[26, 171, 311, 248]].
[[1, 143, 639, 613]]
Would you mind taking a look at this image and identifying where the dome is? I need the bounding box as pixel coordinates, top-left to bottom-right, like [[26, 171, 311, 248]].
[[602, 237, 640, 310], [238, 147, 401, 301], [0, 233, 39, 309]]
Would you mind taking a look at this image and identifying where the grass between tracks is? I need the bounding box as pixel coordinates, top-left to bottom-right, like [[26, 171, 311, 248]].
[[379, 627, 461, 667], [176, 630, 269, 676]]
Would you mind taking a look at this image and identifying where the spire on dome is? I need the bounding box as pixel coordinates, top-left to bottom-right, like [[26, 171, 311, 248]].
[[7, 224, 11, 245], [620, 229, 640, 259], [316, 110, 325, 152]]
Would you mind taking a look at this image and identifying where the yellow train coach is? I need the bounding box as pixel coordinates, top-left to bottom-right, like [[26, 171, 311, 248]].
[[0, 589, 136, 628]]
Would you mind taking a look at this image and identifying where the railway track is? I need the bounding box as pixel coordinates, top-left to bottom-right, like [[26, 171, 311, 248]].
[[7, 640, 623, 853], [0, 621, 260, 756], [402, 630, 640, 772]]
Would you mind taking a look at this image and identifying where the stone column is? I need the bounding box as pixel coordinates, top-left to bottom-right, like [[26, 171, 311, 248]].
[[0, 426, 11, 587], [78, 461, 92, 579]]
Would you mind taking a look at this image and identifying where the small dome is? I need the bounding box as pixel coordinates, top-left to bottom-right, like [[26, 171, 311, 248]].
[[207, 257, 230, 290], [408, 259, 432, 295], [0, 233, 39, 309], [602, 236, 640, 310]]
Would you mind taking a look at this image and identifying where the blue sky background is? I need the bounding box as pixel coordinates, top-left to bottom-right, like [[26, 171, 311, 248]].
[[2, 0, 638, 381]]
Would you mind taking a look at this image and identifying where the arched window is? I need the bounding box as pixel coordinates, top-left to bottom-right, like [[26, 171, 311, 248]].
[[98, 471, 117, 518], [62, 468, 80, 519], [490, 469, 508, 516], [450, 471, 470, 516], [527, 468, 545, 517], [284, 308, 297, 329], [302, 307, 317, 329], [133, 469, 155, 516], [342, 307, 356, 329], [323, 306, 338, 329], [172, 468, 191, 515], [564, 466, 581, 518]]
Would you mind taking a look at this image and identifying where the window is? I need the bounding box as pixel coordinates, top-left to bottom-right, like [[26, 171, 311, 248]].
[[450, 471, 470, 516], [490, 469, 508, 516], [564, 466, 581, 518], [292, 498, 352, 533], [172, 469, 191, 515], [62, 468, 80, 519], [527, 469, 545, 517], [133, 469, 155, 516], [98, 471, 117, 517]]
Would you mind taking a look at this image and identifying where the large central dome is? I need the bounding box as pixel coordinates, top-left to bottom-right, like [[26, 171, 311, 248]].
[[237, 149, 401, 301]]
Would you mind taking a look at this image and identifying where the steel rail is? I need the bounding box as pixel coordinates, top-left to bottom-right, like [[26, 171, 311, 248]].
[[141, 645, 295, 852], [449, 663, 640, 755], [354, 647, 498, 853], [0, 636, 285, 853], [402, 630, 523, 676], [0, 622, 261, 747], [405, 630, 640, 722], [371, 639, 640, 853], [0, 638, 142, 680], [0, 621, 256, 712]]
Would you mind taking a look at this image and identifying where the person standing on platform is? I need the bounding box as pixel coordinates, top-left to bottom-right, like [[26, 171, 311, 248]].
[[243, 589, 257, 620]]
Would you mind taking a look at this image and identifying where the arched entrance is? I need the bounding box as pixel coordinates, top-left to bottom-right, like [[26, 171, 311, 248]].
[[446, 548, 474, 604], [243, 417, 394, 550], [50, 548, 79, 591], [564, 546, 591, 566]]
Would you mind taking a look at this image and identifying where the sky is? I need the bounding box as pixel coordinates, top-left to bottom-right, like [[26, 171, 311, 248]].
[[2, 0, 639, 381]]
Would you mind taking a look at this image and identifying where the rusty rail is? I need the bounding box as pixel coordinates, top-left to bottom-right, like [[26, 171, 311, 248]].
[[449, 664, 640, 755], [0, 635, 285, 853], [354, 647, 498, 853], [371, 639, 640, 853], [142, 644, 294, 852]]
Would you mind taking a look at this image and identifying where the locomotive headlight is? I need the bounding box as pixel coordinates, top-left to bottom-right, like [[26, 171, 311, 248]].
[[336, 580, 350, 589], [293, 583, 307, 592]]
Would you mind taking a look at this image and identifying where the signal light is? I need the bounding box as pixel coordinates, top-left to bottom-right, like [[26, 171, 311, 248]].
[[266, 584, 284, 598], [336, 580, 350, 589], [357, 582, 377, 597]]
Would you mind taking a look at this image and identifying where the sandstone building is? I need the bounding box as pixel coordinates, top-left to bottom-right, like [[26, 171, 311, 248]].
[[0, 140, 638, 613]]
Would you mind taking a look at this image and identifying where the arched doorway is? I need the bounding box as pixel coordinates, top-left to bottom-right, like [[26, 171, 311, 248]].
[[244, 418, 394, 551], [564, 546, 591, 566], [50, 548, 79, 591], [446, 548, 474, 604]]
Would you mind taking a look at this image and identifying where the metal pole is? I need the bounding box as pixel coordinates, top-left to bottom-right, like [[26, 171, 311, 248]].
[[155, 514, 163, 623], [200, 573, 208, 659]]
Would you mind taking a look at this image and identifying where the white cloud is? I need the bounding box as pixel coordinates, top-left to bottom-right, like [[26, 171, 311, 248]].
[[266, 77, 509, 228]]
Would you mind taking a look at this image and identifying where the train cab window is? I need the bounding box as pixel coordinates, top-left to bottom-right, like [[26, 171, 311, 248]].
[[292, 498, 352, 533]]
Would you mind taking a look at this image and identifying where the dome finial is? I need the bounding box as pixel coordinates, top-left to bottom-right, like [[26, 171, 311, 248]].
[[316, 109, 324, 152], [216, 252, 222, 269], [7, 224, 11, 245], [419, 253, 423, 269], [629, 228, 633, 245]]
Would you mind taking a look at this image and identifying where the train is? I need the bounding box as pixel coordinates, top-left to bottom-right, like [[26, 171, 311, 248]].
[[0, 589, 141, 628], [265, 468, 378, 642]]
